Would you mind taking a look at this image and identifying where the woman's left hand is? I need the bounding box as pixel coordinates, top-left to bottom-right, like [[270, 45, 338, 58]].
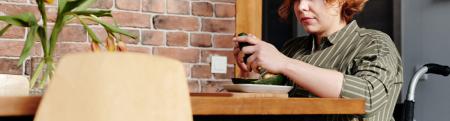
[[233, 34, 290, 74]]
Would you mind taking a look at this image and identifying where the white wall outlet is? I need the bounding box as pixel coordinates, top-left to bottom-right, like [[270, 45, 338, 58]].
[[211, 56, 227, 74]]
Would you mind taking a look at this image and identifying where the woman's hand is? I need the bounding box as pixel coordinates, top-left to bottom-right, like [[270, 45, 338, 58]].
[[232, 34, 290, 74]]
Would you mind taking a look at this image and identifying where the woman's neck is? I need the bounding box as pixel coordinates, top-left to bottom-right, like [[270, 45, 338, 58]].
[[315, 20, 347, 44]]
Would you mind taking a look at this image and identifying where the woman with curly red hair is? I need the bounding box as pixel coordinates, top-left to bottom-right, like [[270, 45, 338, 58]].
[[233, 0, 402, 120]]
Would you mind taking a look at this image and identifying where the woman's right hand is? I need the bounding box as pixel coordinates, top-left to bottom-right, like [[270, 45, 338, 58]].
[[233, 40, 249, 72]]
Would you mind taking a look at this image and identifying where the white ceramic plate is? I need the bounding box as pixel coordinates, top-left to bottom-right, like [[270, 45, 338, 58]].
[[223, 84, 293, 94]]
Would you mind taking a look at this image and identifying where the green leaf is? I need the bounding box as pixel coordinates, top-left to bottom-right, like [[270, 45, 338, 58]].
[[48, 20, 64, 58], [72, 0, 97, 12], [62, 15, 76, 25], [0, 16, 27, 26], [59, 0, 96, 14], [64, 9, 112, 25], [18, 26, 38, 66], [87, 15, 136, 39], [36, 0, 48, 30], [69, 10, 112, 17], [37, 26, 49, 55], [0, 24, 12, 37], [0, 13, 37, 27], [77, 16, 101, 43], [58, 0, 69, 14]]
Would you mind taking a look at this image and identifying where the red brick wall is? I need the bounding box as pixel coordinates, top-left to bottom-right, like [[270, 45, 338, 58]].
[[0, 0, 236, 92]]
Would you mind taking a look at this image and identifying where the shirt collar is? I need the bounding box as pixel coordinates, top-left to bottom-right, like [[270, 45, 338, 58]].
[[302, 20, 360, 53], [325, 20, 359, 44]]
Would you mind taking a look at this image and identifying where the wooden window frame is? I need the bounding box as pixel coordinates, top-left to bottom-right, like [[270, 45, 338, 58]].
[[234, 0, 263, 77]]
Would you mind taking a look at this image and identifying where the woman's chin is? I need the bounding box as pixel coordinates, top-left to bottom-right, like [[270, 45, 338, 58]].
[[302, 27, 320, 34]]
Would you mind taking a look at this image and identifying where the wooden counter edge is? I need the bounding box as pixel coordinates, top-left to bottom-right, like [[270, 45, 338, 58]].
[[191, 97, 366, 115], [0, 96, 41, 116], [0, 96, 365, 116]]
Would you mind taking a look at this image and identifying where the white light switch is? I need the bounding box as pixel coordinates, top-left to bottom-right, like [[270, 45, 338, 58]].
[[211, 56, 227, 73]]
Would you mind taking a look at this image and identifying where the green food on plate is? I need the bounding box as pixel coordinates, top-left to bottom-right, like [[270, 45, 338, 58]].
[[231, 74, 286, 85]]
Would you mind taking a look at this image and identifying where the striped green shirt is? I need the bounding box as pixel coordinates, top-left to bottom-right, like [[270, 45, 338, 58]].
[[282, 21, 403, 121]]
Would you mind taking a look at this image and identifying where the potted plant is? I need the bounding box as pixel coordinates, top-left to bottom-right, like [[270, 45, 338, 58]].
[[0, 0, 136, 93]]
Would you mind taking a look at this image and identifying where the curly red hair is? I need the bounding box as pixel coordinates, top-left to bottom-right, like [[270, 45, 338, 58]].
[[278, 0, 368, 23]]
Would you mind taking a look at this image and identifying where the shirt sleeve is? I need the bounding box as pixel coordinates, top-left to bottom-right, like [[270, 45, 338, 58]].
[[339, 35, 400, 116]]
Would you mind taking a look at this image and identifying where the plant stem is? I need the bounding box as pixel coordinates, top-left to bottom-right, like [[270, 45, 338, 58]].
[[40, 62, 53, 88], [29, 60, 45, 88], [48, 17, 64, 58], [37, 0, 49, 55], [42, 12, 65, 88]]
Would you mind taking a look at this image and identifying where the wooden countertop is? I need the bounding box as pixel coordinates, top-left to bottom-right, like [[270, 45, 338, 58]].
[[0, 96, 41, 116], [0, 95, 365, 116], [191, 97, 365, 115]]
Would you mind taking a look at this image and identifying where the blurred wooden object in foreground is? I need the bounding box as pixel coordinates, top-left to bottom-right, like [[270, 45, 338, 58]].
[[34, 52, 192, 121]]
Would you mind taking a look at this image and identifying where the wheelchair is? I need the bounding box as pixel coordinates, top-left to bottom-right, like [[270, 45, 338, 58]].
[[394, 63, 450, 121]]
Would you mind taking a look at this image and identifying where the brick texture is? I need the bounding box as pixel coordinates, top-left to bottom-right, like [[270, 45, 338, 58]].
[[184, 64, 191, 78], [215, 4, 235, 18], [90, 0, 114, 9], [0, 0, 27, 3], [113, 12, 151, 28], [0, 41, 41, 57], [0, 58, 22, 75], [127, 46, 152, 54], [153, 15, 199, 31], [0, 23, 25, 39], [202, 19, 235, 33], [167, 0, 190, 15], [0, 41, 23, 57], [54, 43, 90, 57], [192, 64, 211, 79], [167, 32, 188, 47], [120, 29, 140, 44], [188, 80, 201, 92], [190, 33, 211, 47], [192, 2, 213, 17], [142, 0, 165, 13], [154, 47, 200, 63], [142, 30, 164, 46], [213, 35, 234, 48], [116, 0, 140, 11], [0, 0, 236, 90], [57, 25, 87, 42], [0, 3, 41, 20]]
